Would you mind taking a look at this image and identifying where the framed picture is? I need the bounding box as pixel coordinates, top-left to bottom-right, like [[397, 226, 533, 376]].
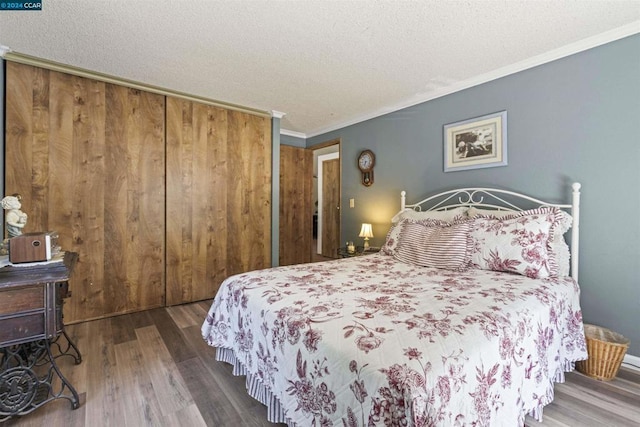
[[443, 111, 507, 172]]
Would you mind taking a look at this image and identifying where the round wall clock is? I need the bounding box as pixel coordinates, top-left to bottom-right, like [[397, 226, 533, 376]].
[[357, 150, 375, 187]]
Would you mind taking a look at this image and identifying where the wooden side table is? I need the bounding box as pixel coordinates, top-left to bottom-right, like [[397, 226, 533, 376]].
[[0, 252, 81, 421]]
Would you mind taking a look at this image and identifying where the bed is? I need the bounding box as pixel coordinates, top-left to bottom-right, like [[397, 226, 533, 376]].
[[202, 183, 588, 426]]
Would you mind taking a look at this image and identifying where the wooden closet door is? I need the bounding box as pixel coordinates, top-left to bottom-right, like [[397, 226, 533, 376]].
[[4, 62, 166, 323], [279, 145, 312, 266], [166, 98, 271, 305]]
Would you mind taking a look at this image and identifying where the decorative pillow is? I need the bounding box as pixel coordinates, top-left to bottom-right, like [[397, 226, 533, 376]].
[[393, 219, 471, 270], [552, 232, 571, 277], [391, 206, 468, 224], [469, 207, 573, 277], [469, 207, 568, 278], [549, 209, 572, 277], [380, 219, 407, 256]]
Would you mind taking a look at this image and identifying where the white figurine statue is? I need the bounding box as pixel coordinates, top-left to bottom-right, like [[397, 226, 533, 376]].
[[2, 195, 28, 238]]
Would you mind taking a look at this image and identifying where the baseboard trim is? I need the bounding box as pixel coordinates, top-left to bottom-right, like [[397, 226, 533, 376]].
[[622, 353, 640, 371]]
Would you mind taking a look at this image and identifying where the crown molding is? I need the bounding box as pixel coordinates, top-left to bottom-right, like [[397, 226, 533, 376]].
[[280, 129, 307, 139], [271, 110, 286, 119], [306, 22, 640, 138], [0, 45, 11, 56]]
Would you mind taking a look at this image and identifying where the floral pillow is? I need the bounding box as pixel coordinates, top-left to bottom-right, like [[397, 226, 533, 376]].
[[469, 207, 568, 278], [393, 219, 471, 270], [380, 219, 407, 256]]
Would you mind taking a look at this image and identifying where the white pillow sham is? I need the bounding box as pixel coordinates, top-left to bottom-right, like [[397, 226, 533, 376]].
[[391, 206, 468, 224], [467, 206, 515, 218]]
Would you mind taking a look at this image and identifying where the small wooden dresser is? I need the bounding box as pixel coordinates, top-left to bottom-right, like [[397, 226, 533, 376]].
[[0, 252, 81, 421]]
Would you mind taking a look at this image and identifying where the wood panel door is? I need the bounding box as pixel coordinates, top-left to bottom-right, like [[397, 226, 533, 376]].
[[279, 145, 312, 266], [165, 97, 271, 305], [4, 62, 166, 323], [321, 158, 340, 258]]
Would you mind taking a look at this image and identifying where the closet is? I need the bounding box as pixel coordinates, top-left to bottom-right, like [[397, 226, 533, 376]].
[[4, 61, 271, 323], [165, 97, 271, 305]]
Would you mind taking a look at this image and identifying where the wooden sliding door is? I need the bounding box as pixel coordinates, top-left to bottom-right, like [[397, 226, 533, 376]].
[[5, 62, 271, 317], [4, 62, 166, 323], [165, 98, 271, 305]]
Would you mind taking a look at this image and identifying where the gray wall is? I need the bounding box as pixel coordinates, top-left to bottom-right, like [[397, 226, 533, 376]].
[[281, 134, 306, 147], [307, 34, 640, 356], [271, 116, 281, 267]]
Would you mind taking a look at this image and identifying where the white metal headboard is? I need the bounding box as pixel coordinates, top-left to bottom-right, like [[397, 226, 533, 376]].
[[400, 182, 581, 281]]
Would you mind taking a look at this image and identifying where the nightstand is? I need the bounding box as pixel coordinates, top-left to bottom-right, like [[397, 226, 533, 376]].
[[337, 246, 380, 258]]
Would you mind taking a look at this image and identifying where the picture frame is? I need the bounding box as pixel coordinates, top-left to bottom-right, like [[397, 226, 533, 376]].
[[443, 111, 507, 172]]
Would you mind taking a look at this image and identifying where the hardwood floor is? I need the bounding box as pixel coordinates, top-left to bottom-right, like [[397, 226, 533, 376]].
[[5, 302, 639, 426], [525, 365, 640, 426]]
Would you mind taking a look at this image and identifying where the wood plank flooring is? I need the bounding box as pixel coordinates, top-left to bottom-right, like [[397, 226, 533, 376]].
[[4, 302, 639, 426]]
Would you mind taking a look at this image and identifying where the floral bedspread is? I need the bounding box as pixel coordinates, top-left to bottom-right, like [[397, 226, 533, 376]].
[[202, 254, 587, 426]]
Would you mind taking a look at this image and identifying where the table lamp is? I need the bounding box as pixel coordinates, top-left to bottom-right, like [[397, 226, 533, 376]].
[[359, 223, 374, 250]]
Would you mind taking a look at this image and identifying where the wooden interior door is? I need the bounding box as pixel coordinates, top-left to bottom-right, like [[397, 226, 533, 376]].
[[4, 62, 166, 323], [279, 145, 313, 266], [165, 97, 271, 305], [321, 158, 340, 258]]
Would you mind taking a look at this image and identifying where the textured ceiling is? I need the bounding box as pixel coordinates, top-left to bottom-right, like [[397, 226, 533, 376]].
[[1, 1, 639, 137]]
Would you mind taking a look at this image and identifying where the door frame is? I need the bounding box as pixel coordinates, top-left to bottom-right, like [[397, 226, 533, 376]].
[[317, 151, 340, 254], [311, 138, 341, 256]]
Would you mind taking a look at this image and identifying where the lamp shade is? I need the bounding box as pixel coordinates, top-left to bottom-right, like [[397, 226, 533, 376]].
[[358, 223, 374, 239]]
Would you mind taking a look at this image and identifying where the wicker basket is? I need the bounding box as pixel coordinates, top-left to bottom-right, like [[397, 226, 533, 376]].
[[576, 324, 630, 381]]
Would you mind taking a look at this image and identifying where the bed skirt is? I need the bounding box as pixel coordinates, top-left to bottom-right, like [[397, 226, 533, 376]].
[[216, 347, 577, 425], [216, 347, 294, 426], [527, 359, 576, 422]]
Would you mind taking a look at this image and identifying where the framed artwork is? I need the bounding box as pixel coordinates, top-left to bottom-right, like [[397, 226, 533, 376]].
[[443, 110, 507, 172]]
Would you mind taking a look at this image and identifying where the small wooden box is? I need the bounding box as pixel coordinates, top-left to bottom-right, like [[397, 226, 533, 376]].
[[9, 232, 57, 263]]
